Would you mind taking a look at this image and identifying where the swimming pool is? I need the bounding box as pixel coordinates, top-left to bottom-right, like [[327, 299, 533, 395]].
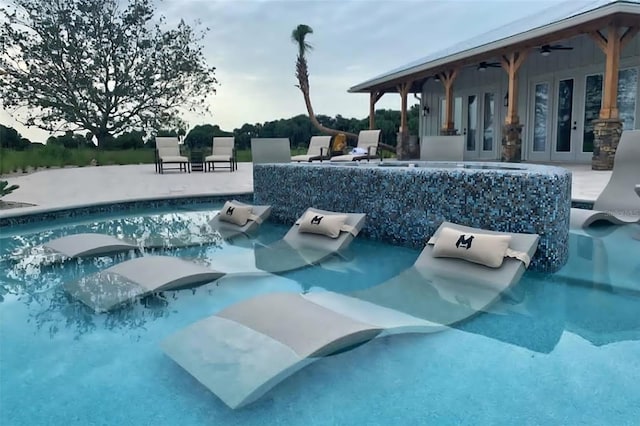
[[1, 205, 639, 425]]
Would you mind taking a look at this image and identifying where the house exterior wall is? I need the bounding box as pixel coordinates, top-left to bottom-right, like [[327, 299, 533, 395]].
[[419, 33, 640, 162]]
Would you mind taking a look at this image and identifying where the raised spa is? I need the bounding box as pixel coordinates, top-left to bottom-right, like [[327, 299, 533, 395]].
[[253, 161, 571, 272]]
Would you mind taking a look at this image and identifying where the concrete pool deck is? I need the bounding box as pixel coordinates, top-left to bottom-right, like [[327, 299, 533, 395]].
[[0, 162, 610, 218]]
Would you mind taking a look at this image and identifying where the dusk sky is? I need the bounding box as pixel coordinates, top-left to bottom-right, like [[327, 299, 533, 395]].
[[1, 0, 592, 142]]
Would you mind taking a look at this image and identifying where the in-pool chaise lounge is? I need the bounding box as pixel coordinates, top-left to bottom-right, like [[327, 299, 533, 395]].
[[160, 221, 539, 409], [203, 207, 366, 274], [65, 255, 225, 312], [35, 201, 271, 262], [571, 129, 640, 228]]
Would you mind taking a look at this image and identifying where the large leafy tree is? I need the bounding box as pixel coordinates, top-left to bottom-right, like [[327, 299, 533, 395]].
[[291, 24, 357, 141], [0, 0, 217, 148]]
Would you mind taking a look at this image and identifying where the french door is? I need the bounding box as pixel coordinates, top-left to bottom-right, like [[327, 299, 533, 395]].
[[528, 77, 581, 162], [462, 91, 498, 160]]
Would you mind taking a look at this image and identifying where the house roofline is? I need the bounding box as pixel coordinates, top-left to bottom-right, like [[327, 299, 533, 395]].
[[349, 1, 640, 93]]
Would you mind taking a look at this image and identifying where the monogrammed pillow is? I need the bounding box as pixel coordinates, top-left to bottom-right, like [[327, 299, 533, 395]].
[[218, 201, 253, 226], [431, 226, 512, 268], [297, 211, 348, 239]]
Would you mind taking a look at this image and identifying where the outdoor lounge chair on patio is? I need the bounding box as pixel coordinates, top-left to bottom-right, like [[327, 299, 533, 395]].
[[420, 135, 465, 161], [160, 221, 539, 409], [291, 136, 332, 162], [330, 130, 381, 162], [205, 137, 237, 172], [251, 138, 291, 164], [570, 129, 640, 228], [156, 137, 190, 174]]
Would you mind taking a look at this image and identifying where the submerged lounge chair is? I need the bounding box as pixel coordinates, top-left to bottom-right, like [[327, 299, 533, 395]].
[[571, 130, 640, 228], [65, 256, 225, 313], [30, 201, 271, 264], [291, 136, 332, 162], [160, 221, 539, 409], [204, 207, 366, 274], [330, 130, 381, 162]]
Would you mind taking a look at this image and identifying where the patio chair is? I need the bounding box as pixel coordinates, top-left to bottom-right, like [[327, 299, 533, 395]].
[[291, 136, 332, 162], [160, 221, 539, 409], [156, 137, 190, 174], [420, 135, 465, 161], [570, 130, 640, 228], [251, 138, 292, 164], [330, 130, 381, 162], [205, 137, 237, 172]]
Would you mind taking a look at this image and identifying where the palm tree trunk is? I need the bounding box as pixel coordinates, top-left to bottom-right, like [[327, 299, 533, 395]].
[[298, 87, 358, 140]]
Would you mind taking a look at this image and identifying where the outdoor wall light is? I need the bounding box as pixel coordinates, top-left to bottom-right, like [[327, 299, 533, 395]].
[[423, 105, 430, 116], [503, 92, 509, 107]]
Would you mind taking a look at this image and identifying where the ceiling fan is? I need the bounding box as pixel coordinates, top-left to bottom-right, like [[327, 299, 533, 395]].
[[539, 44, 573, 56], [477, 61, 501, 72]]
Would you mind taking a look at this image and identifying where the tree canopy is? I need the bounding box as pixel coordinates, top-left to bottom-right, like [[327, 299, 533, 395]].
[[0, 0, 217, 147]]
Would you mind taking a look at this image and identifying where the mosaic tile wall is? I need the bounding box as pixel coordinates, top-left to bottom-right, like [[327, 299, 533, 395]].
[[0, 193, 253, 229], [254, 162, 572, 272]]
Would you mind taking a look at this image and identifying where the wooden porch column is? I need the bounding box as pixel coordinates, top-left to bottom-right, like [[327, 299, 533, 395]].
[[439, 70, 458, 135], [500, 51, 527, 162], [369, 91, 384, 129], [588, 25, 637, 170], [396, 81, 412, 160]]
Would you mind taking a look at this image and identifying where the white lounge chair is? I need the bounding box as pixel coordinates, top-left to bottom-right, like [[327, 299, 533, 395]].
[[29, 201, 271, 264], [330, 130, 381, 162], [571, 130, 640, 228], [160, 221, 539, 409], [420, 135, 465, 161], [203, 207, 366, 274], [205, 137, 236, 172], [291, 136, 332, 162], [156, 137, 190, 174], [251, 138, 291, 164], [65, 256, 225, 312]]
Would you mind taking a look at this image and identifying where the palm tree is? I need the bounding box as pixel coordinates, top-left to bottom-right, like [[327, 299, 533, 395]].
[[291, 24, 357, 141]]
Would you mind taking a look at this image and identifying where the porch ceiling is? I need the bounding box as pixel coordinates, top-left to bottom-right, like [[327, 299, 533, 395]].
[[350, 1, 640, 94]]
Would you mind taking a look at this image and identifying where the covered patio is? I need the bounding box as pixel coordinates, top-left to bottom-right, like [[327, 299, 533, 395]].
[[349, 0, 639, 170]]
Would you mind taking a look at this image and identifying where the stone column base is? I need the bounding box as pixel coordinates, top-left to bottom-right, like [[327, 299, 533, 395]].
[[502, 121, 523, 163], [592, 119, 623, 170], [396, 131, 409, 160]]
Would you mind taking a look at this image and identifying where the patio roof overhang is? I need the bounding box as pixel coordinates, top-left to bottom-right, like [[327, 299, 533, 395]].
[[349, 1, 640, 94]]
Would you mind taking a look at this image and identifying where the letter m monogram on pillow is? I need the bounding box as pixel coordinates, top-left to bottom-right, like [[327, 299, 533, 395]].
[[225, 206, 235, 216], [455, 234, 474, 249], [310, 215, 323, 225]]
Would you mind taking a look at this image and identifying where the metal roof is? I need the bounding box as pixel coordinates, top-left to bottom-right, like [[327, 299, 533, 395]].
[[349, 0, 640, 92]]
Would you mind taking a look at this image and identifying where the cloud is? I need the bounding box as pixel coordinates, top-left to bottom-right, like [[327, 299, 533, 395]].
[[2, 0, 565, 142]]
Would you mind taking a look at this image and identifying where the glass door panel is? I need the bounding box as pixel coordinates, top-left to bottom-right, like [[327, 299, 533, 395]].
[[482, 93, 495, 152], [583, 74, 603, 153], [533, 82, 550, 153], [467, 95, 478, 151], [555, 78, 574, 153], [618, 68, 638, 130]]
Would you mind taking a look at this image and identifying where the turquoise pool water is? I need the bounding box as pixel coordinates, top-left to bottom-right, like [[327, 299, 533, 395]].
[[1, 206, 639, 425]]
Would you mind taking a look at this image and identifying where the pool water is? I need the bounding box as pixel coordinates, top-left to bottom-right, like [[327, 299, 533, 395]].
[[1, 207, 639, 425]]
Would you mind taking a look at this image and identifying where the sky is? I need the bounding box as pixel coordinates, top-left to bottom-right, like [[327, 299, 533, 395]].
[[0, 0, 582, 142]]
